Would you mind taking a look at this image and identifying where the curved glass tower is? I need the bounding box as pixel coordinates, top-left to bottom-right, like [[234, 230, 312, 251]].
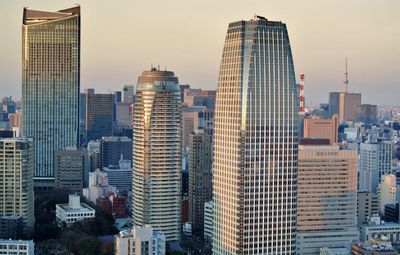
[[212, 16, 298, 254], [132, 68, 182, 242], [22, 6, 80, 188]]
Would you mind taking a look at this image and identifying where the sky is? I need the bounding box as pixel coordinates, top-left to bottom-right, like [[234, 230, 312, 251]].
[[0, 0, 399, 105]]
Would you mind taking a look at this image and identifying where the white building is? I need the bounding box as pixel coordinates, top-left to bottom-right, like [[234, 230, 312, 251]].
[[359, 215, 400, 243], [359, 141, 393, 193], [204, 201, 213, 241], [83, 169, 117, 203], [131, 69, 182, 242], [377, 174, 397, 214], [56, 194, 95, 226], [115, 225, 165, 255], [0, 239, 34, 255]]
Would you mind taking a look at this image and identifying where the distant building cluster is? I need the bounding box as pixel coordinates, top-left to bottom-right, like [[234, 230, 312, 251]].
[[0, 5, 399, 255]]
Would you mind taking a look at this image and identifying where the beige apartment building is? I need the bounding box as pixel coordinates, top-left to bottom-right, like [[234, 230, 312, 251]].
[[0, 138, 34, 237]]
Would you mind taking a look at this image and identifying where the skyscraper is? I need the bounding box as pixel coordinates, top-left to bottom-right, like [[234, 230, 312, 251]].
[[22, 6, 80, 188], [83, 89, 114, 143], [339, 92, 361, 123], [188, 131, 212, 235], [212, 16, 298, 254], [132, 68, 182, 242], [0, 138, 34, 237]]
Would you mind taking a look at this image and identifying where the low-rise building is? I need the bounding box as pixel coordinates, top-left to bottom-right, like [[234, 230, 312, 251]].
[[359, 215, 400, 243], [0, 239, 34, 255], [352, 238, 397, 255], [56, 194, 95, 227], [115, 225, 165, 255]]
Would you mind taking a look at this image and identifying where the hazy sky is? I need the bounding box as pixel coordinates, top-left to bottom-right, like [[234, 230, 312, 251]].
[[0, 0, 399, 105]]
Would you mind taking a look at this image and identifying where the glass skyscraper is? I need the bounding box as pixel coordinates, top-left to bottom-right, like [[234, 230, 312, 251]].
[[131, 68, 182, 242], [212, 16, 298, 254], [22, 6, 80, 188]]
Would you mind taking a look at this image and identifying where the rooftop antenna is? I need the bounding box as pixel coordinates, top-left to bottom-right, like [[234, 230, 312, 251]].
[[343, 58, 349, 93]]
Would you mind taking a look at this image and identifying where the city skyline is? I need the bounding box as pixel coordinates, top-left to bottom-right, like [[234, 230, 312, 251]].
[[0, 0, 399, 105]]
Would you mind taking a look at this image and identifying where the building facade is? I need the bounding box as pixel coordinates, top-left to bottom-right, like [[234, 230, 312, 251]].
[[296, 144, 359, 254], [131, 69, 182, 242], [339, 92, 362, 123], [354, 104, 378, 125], [100, 136, 132, 169], [115, 226, 165, 255], [357, 191, 379, 225], [212, 16, 298, 254], [303, 115, 338, 144], [188, 131, 212, 235], [83, 89, 114, 143], [377, 174, 397, 214], [54, 148, 88, 192], [22, 7, 80, 188], [359, 141, 393, 193], [103, 159, 132, 194], [0, 138, 34, 237]]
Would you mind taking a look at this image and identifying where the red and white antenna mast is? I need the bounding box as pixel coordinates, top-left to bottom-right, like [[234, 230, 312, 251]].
[[299, 73, 305, 115]]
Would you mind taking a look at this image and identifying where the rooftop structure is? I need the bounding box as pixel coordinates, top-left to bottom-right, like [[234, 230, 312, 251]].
[[56, 194, 95, 226]]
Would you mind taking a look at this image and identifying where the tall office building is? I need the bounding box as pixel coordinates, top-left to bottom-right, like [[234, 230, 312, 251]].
[[22, 6, 80, 188], [84, 89, 114, 143], [329, 92, 361, 123], [212, 16, 298, 254], [354, 104, 378, 125], [296, 142, 359, 254], [359, 140, 393, 193], [328, 92, 340, 118], [0, 138, 34, 237], [132, 69, 182, 242], [339, 92, 361, 123], [303, 115, 338, 144], [188, 131, 212, 235], [182, 88, 216, 110]]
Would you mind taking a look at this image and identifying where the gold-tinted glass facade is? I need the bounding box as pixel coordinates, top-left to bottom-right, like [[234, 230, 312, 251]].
[[22, 7, 80, 187]]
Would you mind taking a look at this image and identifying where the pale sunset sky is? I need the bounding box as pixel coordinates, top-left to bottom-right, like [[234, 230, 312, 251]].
[[0, 0, 399, 105]]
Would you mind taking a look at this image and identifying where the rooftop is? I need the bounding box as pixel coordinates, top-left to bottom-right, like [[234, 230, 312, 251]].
[[57, 203, 95, 213], [23, 6, 80, 25]]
